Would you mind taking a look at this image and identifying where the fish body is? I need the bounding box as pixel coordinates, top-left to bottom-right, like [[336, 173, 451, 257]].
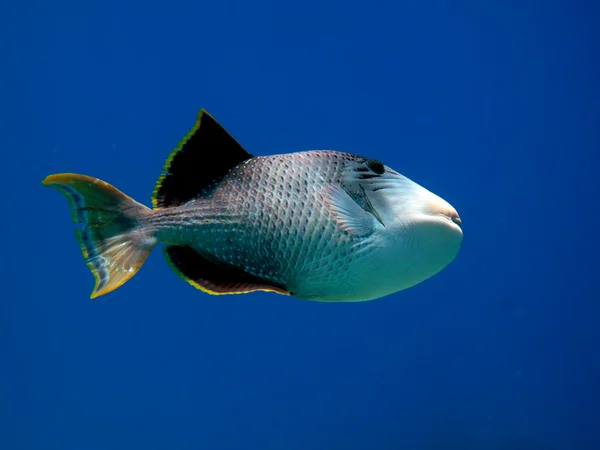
[[43, 110, 462, 302]]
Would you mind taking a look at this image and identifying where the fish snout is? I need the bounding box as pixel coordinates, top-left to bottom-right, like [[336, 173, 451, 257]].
[[421, 190, 462, 230]]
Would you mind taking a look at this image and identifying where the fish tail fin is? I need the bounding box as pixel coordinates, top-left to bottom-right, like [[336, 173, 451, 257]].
[[42, 173, 157, 298]]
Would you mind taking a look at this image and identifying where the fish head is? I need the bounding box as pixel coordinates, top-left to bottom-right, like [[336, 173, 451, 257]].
[[344, 157, 463, 286]]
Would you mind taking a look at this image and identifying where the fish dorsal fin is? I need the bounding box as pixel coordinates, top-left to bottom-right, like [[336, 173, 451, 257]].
[[164, 246, 290, 296], [152, 110, 253, 209]]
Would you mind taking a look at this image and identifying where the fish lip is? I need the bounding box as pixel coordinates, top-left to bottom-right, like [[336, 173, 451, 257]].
[[437, 213, 463, 232], [434, 211, 461, 225]]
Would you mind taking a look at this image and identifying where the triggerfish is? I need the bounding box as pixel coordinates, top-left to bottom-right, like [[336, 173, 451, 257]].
[[43, 110, 462, 302]]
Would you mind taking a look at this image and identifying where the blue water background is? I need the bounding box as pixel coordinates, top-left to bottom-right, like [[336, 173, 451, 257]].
[[2, 1, 599, 449]]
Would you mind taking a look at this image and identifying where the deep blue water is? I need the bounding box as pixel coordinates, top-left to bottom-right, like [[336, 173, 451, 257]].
[[2, 1, 599, 449]]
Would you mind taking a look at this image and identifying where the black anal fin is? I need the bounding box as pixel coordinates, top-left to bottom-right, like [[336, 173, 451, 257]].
[[164, 246, 290, 296], [152, 110, 253, 209]]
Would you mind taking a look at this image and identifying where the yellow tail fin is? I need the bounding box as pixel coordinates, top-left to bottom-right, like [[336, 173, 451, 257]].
[[42, 173, 156, 298]]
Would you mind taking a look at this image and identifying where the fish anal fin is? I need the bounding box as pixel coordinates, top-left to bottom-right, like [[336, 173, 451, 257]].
[[323, 184, 377, 236], [164, 246, 289, 296], [152, 110, 253, 209]]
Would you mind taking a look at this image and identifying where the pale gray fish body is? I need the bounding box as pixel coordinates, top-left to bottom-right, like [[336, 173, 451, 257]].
[[150, 150, 463, 301]]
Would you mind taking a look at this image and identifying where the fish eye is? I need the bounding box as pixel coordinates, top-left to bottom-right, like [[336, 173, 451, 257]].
[[366, 159, 385, 174]]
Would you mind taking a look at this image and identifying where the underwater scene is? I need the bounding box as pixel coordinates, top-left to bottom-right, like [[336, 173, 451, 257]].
[[2, 1, 599, 449]]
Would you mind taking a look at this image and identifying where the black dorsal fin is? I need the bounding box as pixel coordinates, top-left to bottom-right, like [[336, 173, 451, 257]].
[[164, 246, 290, 296], [152, 110, 253, 208]]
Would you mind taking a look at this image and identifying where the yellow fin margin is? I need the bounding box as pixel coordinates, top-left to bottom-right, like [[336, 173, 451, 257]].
[[151, 109, 210, 209]]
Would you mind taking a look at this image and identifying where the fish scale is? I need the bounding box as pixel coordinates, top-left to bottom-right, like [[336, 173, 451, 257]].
[[151, 151, 361, 293]]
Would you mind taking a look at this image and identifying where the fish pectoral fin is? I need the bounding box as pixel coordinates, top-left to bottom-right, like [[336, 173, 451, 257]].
[[163, 245, 290, 296], [322, 184, 378, 236]]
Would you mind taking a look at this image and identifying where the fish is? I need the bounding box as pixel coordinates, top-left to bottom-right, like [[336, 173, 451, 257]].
[[42, 109, 463, 302]]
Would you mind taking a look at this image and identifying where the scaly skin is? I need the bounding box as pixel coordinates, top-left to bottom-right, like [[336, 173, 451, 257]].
[[142, 150, 462, 301]]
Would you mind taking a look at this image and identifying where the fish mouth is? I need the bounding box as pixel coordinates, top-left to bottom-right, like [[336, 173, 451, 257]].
[[436, 212, 463, 236], [445, 213, 463, 232]]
